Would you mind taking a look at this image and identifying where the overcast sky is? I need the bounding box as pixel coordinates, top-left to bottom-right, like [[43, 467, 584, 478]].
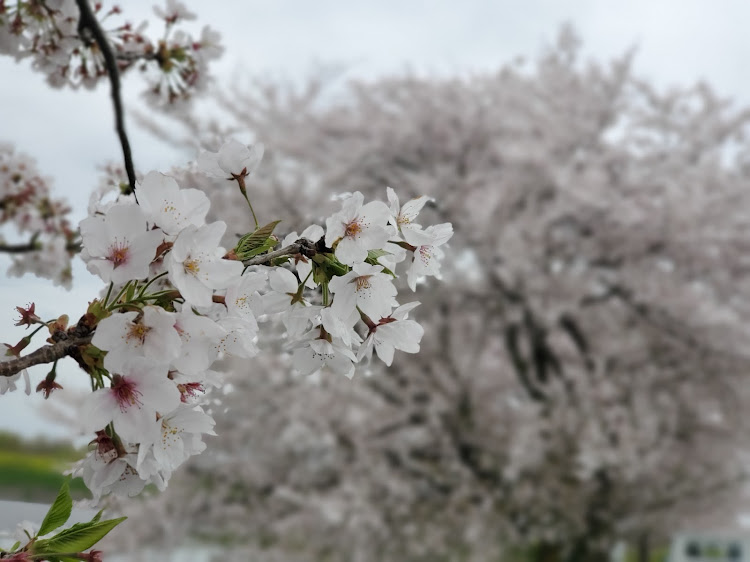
[[2, 0, 749, 440]]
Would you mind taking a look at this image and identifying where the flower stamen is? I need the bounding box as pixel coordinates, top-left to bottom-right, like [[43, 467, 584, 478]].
[[111, 375, 143, 412]]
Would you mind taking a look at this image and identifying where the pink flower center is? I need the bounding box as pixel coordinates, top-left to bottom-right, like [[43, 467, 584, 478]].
[[178, 382, 205, 403], [184, 258, 200, 275], [344, 218, 363, 238], [418, 246, 433, 264], [111, 375, 143, 412], [108, 241, 130, 268], [354, 275, 373, 291], [127, 321, 151, 344]]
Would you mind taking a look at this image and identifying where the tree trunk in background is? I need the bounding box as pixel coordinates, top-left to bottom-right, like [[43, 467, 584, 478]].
[[638, 533, 651, 562], [533, 543, 562, 562]]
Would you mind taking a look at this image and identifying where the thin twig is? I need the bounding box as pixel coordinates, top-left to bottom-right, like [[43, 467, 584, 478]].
[[75, 0, 137, 198], [0, 334, 93, 378], [0, 240, 81, 254], [242, 238, 317, 267]]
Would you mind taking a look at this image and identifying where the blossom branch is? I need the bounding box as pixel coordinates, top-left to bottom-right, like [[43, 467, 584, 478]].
[[0, 334, 93, 378], [0, 239, 81, 254], [115, 51, 159, 63], [241, 238, 317, 267], [75, 0, 137, 196]]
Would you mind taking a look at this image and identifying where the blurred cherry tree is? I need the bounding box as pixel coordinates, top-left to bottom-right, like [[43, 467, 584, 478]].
[[113, 28, 750, 562]]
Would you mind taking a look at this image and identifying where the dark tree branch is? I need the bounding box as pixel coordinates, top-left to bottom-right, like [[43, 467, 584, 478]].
[[0, 240, 81, 254], [75, 0, 137, 198], [505, 323, 546, 402], [242, 238, 317, 267], [0, 334, 93, 378]]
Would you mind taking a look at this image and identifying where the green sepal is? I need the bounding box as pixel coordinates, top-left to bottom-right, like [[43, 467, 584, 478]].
[[33, 516, 127, 555], [124, 283, 136, 303], [38, 477, 73, 536], [86, 299, 110, 322], [311, 253, 350, 285], [80, 344, 105, 371]]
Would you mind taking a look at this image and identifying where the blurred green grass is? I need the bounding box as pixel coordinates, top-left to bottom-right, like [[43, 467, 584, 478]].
[[0, 431, 90, 502]]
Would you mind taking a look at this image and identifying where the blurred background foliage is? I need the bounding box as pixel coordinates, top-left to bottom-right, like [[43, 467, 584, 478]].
[[102, 27, 750, 562], [0, 431, 88, 502]]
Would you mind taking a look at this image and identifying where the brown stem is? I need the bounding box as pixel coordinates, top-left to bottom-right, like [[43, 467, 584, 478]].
[[242, 238, 317, 267], [75, 0, 137, 198], [0, 334, 93, 378], [0, 240, 81, 254]]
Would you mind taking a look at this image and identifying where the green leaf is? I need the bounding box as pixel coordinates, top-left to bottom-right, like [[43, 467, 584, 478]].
[[236, 220, 281, 253], [9, 541, 20, 551], [90, 509, 103, 523], [34, 517, 127, 554], [38, 477, 72, 536], [378, 264, 396, 277], [367, 249, 392, 260], [365, 250, 395, 277], [242, 237, 277, 258]]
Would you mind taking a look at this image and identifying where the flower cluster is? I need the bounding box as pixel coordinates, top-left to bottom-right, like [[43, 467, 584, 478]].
[[48, 140, 453, 501], [0, 0, 222, 104], [0, 142, 75, 287]]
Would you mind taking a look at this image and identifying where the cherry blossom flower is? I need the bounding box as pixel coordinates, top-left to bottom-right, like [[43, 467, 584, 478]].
[[292, 336, 358, 379], [216, 315, 260, 359], [263, 267, 307, 313], [329, 262, 398, 321], [406, 222, 454, 291], [386, 186, 435, 246], [357, 302, 424, 366], [225, 269, 268, 321], [171, 368, 223, 403], [325, 191, 392, 265], [92, 306, 182, 373], [193, 26, 224, 62], [77, 449, 148, 502], [167, 221, 244, 308], [81, 358, 180, 443], [154, 0, 197, 23], [79, 203, 162, 284], [197, 139, 264, 179], [262, 267, 321, 338], [283, 305, 323, 341], [137, 404, 216, 476], [137, 171, 210, 236], [321, 307, 362, 349], [170, 309, 226, 376], [14, 302, 40, 327]]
